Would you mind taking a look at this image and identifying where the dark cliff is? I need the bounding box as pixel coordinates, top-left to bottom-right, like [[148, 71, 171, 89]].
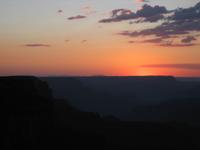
[[1, 76, 53, 150]]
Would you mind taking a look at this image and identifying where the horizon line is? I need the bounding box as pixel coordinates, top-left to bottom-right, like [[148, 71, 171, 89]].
[[1, 75, 200, 78]]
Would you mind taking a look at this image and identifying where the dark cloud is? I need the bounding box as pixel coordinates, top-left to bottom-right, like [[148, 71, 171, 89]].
[[117, 2, 200, 47], [68, 15, 86, 20], [58, 10, 63, 13], [137, 4, 167, 18], [159, 42, 196, 47], [181, 36, 197, 43], [118, 21, 190, 38], [142, 38, 164, 43], [24, 44, 50, 47], [141, 64, 200, 70], [99, 9, 135, 23], [128, 36, 198, 47], [128, 37, 196, 47], [140, 14, 165, 22], [99, 4, 167, 23], [172, 2, 200, 21], [128, 38, 163, 44]]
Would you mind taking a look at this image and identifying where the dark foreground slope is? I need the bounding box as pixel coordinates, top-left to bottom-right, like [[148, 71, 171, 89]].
[[2, 76, 200, 150]]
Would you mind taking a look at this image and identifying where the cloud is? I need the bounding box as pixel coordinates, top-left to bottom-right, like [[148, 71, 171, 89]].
[[67, 15, 86, 20], [128, 41, 135, 43], [120, 26, 198, 46], [141, 38, 164, 44], [128, 36, 198, 47], [128, 37, 163, 44], [118, 20, 197, 38], [171, 2, 200, 21], [81, 40, 87, 43], [65, 40, 70, 43], [141, 64, 200, 70], [137, 4, 167, 18], [159, 42, 196, 47], [117, 2, 200, 47], [57, 10, 63, 13], [99, 4, 167, 23], [181, 36, 197, 43], [24, 44, 50, 47], [99, 9, 135, 23]]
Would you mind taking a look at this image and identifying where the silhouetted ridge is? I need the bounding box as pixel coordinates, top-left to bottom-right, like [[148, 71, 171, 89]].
[[80, 76, 177, 85], [2, 76, 200, 150], [2, 76, 54, 150], [0, 76, 52, 98], [2, 76, 106, 150]]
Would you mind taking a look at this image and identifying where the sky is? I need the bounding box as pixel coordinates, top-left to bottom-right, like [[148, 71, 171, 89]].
[[0, 0, 200, 77]]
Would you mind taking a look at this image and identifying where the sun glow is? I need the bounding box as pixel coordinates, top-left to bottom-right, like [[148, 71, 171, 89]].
[[136, 68, 155, 76]]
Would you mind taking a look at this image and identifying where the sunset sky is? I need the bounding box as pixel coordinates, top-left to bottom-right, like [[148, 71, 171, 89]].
[[1, 0, 200, 77]]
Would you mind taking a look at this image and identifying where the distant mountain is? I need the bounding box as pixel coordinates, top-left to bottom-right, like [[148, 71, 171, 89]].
[[177, 77, 200, 82], [42, 76, 200, 120]]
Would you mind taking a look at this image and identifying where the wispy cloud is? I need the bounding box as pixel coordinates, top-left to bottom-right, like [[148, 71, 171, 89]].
[[24, 44, 50, 47], [65, 40, 70, 43], [128, 37, 198, 47], [67, 15, 86, 20], [181, 36, 197, 43], [141, 64, 200, 70], [159, 43, 196, 47], [81, 40, 87, 43]]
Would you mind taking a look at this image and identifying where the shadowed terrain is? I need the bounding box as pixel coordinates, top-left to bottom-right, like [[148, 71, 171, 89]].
[[42, 76, 200, 125], [2, 76, 200, 150]]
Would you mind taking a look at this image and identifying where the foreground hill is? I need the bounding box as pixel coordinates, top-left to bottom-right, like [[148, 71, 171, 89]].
[[2, 76, 200, 150]]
